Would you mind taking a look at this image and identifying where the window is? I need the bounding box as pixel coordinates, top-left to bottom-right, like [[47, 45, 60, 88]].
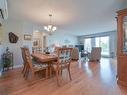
[[84, 38, 92, 52], [95, 36, 110, 56]]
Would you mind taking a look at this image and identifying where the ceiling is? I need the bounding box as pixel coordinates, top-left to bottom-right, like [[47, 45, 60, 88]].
[[7, 0, 126, 36]]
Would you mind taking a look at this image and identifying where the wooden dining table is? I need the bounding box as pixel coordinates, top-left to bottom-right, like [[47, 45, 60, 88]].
[[31, 52, 58, 63], [31, 52, 58, 77]]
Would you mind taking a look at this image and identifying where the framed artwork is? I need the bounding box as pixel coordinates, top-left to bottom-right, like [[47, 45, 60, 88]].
[[24, 34, 31, 40], [9, 32, 19, 43], [33, 38, 41, 47]]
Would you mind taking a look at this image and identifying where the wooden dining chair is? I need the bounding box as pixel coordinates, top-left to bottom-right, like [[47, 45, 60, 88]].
[[21, 47, 48, 79], [21, 47, 28, 77], [52, 47, 73, 86]]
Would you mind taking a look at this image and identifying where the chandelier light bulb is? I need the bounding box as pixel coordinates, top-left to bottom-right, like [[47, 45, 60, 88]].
[[52, 26, 57, 31]]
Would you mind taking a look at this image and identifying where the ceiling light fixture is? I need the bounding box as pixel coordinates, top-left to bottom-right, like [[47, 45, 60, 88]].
[[44, 14, 57, 35]]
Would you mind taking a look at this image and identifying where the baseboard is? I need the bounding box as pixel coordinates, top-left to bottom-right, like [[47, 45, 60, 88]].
[[13, 64, 23, 68], [0, 64, 22, 77], [4, 64, 22, 69]]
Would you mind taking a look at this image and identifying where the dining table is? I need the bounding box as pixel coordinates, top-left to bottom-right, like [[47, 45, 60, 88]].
[[31, 52, 57, 63], [31, 52, 58, 77]]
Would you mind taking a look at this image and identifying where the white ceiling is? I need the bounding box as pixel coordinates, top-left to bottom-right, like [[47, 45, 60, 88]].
[[7, 0, 126, 36]]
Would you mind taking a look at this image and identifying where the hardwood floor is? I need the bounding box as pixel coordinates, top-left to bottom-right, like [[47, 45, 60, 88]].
[[0, 58, 127, 95]]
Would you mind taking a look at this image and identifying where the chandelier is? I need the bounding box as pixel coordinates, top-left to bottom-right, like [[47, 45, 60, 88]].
[[44, 14, 57, 34]]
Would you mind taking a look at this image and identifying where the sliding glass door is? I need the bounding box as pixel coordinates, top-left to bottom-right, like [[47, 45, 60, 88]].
[[84, 36, 110, 57], [84, 38, 92, 52], [95, 36, 110, 56]]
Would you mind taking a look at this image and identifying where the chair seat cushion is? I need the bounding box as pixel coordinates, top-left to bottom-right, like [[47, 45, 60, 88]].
[[33, 63, 48, 71], [33, 63, 48, 68]]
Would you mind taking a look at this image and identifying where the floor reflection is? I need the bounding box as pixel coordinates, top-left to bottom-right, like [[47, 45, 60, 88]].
[[99, 58, 115, 84], [78, 58, 117, 84]]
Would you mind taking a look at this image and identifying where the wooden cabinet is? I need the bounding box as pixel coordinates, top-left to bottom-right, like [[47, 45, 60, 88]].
[[117, 8, 127, 86]]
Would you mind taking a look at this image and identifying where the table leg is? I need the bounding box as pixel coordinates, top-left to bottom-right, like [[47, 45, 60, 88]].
[[47, 62, 52, 78]]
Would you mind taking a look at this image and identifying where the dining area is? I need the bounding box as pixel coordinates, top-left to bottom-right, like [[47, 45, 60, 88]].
[[21, 47, 73, 86]]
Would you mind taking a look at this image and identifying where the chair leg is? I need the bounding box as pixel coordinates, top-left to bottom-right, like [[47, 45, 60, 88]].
[[22, 63, 25, 73], [23, 65, 28, 77], [61, 69, 62, 75], [49, 66, 52, 78], [56, 70, 60, 86], [23, 66, 27, 77], [23, 65, 27, 76], [24, 67, 29, 79], [45, 68, 48, 79], [68, 67, 72, 80]]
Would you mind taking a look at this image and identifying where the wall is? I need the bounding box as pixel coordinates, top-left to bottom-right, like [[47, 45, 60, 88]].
[[2, 19, 24, 66], [1, 19, 37, 66], [77, 31, 117, 57], [0, 42, 3, 72], [0, 21, 4, 74], [120, 0, 127, 9], [46, 31, 78, 47]]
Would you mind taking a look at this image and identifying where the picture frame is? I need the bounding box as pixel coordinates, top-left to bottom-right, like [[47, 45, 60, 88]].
[[24, 34, 31, 40], [33, 38, 41, 47]]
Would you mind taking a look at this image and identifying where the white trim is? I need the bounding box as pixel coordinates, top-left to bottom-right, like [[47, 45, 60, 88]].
[[13, 64, 23, 68], [0, 70, 2, 77], [0, 64, 22, 77]]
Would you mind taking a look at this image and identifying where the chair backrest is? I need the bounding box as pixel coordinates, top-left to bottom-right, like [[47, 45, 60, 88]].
[[21, 47, 26, 64], [91, 47, 102, 60], [21, 47, 34, 72], [57, 48, 72, 66], [32, 47, 42, 53], [71, 47, 79, 60], [54, 47, 60, 54]]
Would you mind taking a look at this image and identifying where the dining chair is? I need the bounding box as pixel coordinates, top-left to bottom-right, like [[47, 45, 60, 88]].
[[21, 47, 48, 79], [32, 47, 42, 53], [52, 47, 73, 86], [21, 47, 28, 77]]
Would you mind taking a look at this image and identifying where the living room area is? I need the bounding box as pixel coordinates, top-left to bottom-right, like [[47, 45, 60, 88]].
[[0, 0, 127, 95]]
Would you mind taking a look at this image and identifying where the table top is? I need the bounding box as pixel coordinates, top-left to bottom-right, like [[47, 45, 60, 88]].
[[31, 53, 57, 63]]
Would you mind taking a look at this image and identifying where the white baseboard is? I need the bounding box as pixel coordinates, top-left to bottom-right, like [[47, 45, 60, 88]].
[[13, 64, 23, 68], [0, 64, 22, 77]]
